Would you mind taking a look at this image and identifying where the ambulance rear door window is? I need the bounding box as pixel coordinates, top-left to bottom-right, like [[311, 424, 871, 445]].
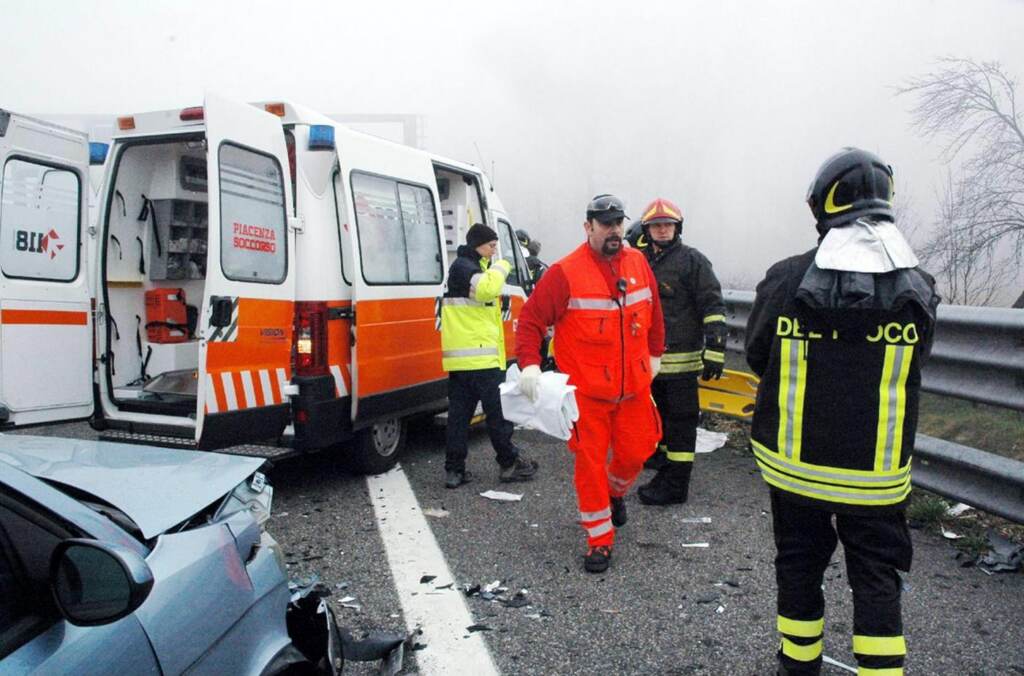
[[218, 143, 287, 284], [0, 158, 80, 282]]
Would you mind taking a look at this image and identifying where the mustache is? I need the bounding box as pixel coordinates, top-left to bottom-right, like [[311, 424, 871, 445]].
[[605, 235, 622, 242]]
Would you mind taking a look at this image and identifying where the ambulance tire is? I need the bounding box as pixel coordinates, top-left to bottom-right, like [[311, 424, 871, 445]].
[[346, 417, 407, 475]]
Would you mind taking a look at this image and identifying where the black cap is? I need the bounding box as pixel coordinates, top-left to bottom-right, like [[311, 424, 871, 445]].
[[586, 194, 628, 223], [466, 223, 499, 249]]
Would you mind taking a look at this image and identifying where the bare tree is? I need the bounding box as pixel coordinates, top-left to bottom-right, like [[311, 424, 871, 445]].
[[917, 171, 1014, 305], [899, 58, 1024, 304]]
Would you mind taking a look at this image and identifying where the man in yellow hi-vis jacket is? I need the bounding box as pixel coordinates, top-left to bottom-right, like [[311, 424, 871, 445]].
[[441, 223, 538, 489], [746, 148, 939, 675]]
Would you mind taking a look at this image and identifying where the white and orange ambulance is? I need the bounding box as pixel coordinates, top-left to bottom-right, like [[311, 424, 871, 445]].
[[4, 96, 532, 470]]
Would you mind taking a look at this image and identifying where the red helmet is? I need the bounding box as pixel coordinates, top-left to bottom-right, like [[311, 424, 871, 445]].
[[640, 198, 683, 241]]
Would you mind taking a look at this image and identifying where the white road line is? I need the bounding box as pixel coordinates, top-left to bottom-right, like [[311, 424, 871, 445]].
[[367, 464, 499, 676]]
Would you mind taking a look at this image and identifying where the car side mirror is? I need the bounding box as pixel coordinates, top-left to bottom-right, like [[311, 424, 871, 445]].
[[49, 539, 154, 626]]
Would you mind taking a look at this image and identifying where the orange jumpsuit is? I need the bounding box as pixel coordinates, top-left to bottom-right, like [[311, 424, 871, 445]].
[[516, 243, 664, 546]]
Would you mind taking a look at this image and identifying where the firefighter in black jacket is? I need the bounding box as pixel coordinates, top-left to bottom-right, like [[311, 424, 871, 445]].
[[632, 198, 727, 506], [746, 148, 939, 675]]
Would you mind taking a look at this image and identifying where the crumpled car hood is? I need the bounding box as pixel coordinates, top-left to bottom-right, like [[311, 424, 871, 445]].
[[0, 435, 266, 538]]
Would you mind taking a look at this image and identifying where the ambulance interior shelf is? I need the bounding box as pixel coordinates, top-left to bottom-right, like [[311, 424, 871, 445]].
[[147, 199, 208, 281], [435, 168, 485, 254]]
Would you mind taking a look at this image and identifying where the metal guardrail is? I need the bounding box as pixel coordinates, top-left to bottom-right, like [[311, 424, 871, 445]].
[[721, 289, 1024, 523]]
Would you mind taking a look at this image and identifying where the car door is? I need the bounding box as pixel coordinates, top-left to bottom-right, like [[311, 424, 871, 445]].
[[0, 483, 158, 674], [0, 110, 93, 426], [196, 95, 297, 449]]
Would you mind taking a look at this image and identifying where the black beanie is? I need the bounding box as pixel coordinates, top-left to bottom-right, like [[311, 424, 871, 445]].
[[466, 223, 499, 249]]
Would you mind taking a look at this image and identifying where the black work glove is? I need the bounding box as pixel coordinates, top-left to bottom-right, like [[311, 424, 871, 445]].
[[701, 321, 727, 380], [701, 349, 724, 380]]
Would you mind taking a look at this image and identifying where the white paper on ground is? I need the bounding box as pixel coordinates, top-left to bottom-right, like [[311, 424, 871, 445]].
[[680, 516, 712, 524], [695, 428, 728, 454], [680, 542, 710, 548], [947, 502, 973, 517], [479, 490, 523, 502], [942, 528, 963, 540]]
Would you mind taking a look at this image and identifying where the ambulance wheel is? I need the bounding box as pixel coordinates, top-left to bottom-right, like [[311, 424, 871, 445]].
[[347, 417, 406, 474]]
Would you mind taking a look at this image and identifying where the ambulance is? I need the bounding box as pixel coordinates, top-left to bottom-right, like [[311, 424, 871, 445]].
[[1, 97, 533, 472]]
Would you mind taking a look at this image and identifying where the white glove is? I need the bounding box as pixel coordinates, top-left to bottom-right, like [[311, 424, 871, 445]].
[[649, 356, 662, 379], [519, 364, 542, 403]]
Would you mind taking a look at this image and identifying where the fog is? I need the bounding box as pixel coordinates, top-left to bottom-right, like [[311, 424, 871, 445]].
[[3, 0, 1023, 294]]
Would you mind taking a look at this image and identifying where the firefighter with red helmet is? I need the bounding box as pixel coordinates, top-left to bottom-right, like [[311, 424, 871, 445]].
[[635, 197, 727, 506], [515, 194, 665, 573]]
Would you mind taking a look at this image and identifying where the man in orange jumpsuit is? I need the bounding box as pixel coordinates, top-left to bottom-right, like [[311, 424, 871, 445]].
[[515, 194, 665, 573]]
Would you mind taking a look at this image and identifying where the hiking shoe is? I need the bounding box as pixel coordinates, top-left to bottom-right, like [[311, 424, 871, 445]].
[[610, 496, 627, 527], [584, 545, 612, 573], [445, 470, 473, 489], [499, 455, 538, 483], [637, 469, 689, 505]]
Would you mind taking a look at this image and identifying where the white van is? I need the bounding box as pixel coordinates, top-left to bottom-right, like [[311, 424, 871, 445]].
[[83, 95, 532, 470], [0, 110, 94, 426]]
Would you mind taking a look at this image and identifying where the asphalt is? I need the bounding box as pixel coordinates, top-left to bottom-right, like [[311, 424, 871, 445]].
[[8, 420, 1024, 674]]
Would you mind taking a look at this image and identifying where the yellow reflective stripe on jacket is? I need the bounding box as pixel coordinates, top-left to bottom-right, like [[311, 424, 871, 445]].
[[703, 314, 725, 324], [853, 635, 906, 656], [665, 450, 695, 463], [778, 615, 824, 638], [855, 668, 903, 675], [781, 637, 822, 662], [752, 439, 910, 485], [661, 350, 703, 373], [874, 345, 914, 472], [777, 338, 808, 460], [703, 350, 725, 363], [753, 442, 912, 506]]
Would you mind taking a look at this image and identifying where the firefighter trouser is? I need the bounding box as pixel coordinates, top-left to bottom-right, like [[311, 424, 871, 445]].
[[445, 368, 519, 474], [651, 374, 699, 483], [771, 492, 912, 675], [569, 392, 661, 547]]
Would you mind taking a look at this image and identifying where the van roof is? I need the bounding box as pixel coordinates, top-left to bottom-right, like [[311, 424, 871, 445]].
[[111, 100, 336, 139]]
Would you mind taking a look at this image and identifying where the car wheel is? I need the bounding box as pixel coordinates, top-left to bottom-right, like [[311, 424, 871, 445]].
[[345, 417, 406, 474]]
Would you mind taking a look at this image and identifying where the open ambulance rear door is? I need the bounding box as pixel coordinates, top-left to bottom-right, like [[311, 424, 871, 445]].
[[0, 110, 93, 426], [196, 95, 296, 448]]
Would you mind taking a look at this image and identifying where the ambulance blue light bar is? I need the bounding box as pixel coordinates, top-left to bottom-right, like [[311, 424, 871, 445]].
[[89, 142, 109, 165], [308, 125, 335, 150]]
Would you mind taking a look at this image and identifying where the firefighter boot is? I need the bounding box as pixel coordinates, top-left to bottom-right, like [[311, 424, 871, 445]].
[[611, 496, 627, 527], [637, 463, 692, 505]]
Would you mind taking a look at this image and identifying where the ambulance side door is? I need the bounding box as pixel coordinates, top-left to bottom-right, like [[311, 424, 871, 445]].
[[196, 95, 296, 448], [0, 111, 93, 426], [341, 149, 448, 426]]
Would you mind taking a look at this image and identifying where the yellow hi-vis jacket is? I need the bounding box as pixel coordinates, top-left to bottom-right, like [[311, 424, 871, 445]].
[[441, 246, 512, 371]]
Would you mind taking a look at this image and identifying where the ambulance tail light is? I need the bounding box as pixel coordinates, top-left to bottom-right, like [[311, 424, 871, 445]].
[[180, 107, 205, 122], [294, 301, 328, 377], [264, 103, 286, 117], [117, 116, 136, 131]]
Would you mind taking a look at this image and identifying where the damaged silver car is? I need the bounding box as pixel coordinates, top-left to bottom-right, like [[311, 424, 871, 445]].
[[0, 435, 341, 674]]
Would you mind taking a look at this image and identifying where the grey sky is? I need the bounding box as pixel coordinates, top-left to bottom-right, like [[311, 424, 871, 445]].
[[3, 0, 1023, 293]]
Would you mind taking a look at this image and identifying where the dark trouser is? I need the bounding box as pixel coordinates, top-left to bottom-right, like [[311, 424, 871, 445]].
[[651, 374, 699, 485], [445, 368, 519, 473], [771, 491, 912, 675]]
